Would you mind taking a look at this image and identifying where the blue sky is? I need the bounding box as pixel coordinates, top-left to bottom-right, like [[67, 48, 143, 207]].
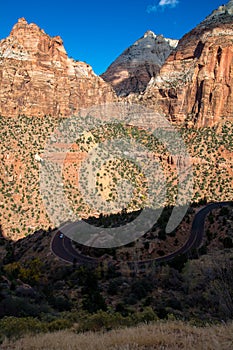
[[0, 0, 226, 74]]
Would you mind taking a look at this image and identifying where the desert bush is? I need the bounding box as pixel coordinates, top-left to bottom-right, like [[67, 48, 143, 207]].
[[75, 310, 130, 332], [47, 318, 73, 331], [131, 307, 158, 323], [0, 316, 47, 340]]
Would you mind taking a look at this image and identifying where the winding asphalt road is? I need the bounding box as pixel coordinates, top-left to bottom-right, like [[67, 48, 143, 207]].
[[51, 201, 233, 267], [51, 226, 99, 266]]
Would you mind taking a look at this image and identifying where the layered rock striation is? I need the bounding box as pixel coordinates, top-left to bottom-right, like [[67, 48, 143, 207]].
[[101, 31, 178, 96], [140, 1, 233, 127], [0, 18, 116, 118]]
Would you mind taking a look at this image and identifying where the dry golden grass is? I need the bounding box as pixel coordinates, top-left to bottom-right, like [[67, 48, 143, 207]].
[[2, 321, 233, 350]]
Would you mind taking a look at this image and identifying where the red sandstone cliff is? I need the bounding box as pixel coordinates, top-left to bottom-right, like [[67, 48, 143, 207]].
[[139, 1, 233, 127], [0, 18, 116, 117]]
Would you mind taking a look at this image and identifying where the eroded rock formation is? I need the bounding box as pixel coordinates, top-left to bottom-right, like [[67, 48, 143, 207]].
[[139, 1, 233, 127], [101, 31, 178, 96], [0, 18, 116, 117]]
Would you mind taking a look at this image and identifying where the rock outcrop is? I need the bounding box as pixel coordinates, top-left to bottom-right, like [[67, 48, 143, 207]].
[[101, 31, 178, 96], [0, 18, 116, 118], [140, 0, 233, 127]]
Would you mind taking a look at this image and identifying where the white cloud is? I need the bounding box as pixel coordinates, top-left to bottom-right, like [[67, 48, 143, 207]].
[[147, 0, 179, 13], [159, 0, 179, 7]]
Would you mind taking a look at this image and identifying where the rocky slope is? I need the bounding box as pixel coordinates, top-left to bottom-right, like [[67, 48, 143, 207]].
[[101, 31, 178, 96], [138, 0, 233, 127], [0, 18, 116, 118]]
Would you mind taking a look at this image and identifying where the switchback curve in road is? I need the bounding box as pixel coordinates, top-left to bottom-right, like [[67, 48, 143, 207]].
[[51, 201, 233, 267]]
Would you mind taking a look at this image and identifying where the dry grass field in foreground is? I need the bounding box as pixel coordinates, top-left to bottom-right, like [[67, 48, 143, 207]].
[[2, 321, 233, 350]]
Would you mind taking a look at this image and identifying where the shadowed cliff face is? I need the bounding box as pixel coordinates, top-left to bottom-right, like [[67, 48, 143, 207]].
[[0, 18, 116, 118], [139, 2, 233, 127]]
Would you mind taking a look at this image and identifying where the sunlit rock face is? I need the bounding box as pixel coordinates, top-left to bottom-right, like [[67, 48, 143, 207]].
[[101, 30, 178, 97], [139, 1, 233, 127], [0, 18, 116, 118]]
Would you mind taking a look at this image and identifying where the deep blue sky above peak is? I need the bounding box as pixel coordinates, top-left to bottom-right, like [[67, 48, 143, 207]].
[[0, 0, 226, 74]]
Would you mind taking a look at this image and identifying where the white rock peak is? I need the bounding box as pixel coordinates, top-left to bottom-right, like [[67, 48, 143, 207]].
[[110, 30, 178, 67]]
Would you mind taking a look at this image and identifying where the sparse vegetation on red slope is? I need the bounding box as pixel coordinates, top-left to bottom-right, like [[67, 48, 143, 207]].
[[0, 115, 232, 241]]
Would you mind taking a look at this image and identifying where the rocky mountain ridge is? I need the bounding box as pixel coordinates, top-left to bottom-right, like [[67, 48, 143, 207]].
[[137, 0, 233, 127], [101, 31, 178, 96], [0, 18, 116, 118], [202, 0, 233, 25]]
